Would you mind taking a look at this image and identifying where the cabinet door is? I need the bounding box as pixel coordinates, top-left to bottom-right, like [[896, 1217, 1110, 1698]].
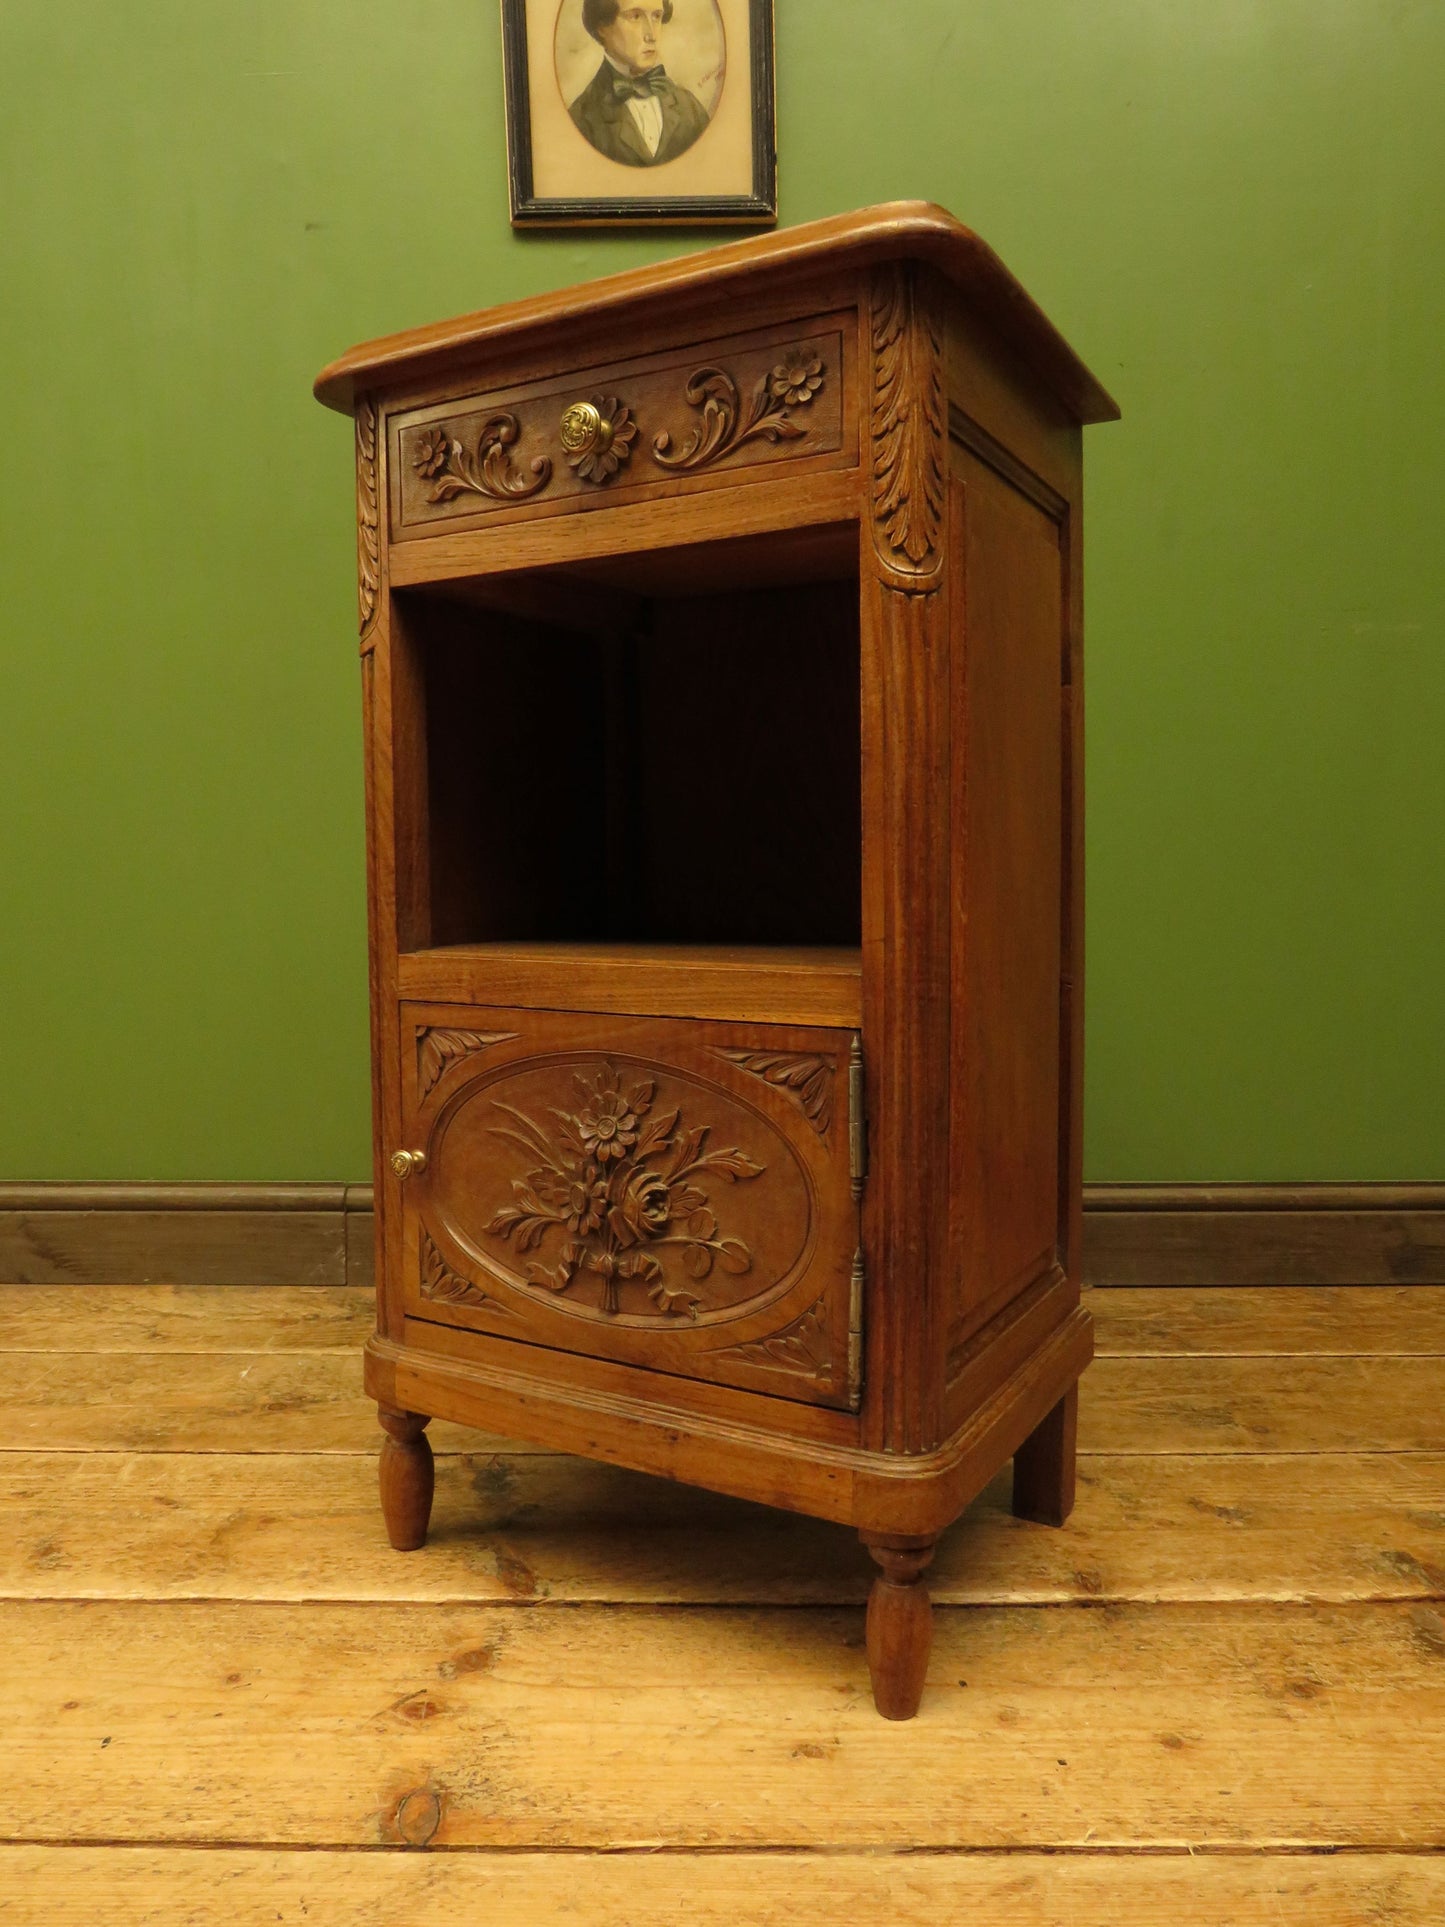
[[395, 1004, 860, 1411]]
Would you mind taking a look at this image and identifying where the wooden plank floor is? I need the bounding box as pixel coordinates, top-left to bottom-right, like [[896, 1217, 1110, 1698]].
[[0, 1284, 1441, 1923]]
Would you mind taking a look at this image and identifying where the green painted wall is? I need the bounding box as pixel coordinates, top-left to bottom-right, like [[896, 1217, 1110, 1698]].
[[2, 1, 1440, 1182]]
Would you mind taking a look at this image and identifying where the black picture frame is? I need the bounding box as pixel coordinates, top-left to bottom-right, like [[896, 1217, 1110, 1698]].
[[502, 0, 776, 227]]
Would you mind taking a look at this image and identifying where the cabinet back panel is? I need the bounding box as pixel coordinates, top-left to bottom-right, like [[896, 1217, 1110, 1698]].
[[420, 598, 610, 946], [628, 581, 861, 946]]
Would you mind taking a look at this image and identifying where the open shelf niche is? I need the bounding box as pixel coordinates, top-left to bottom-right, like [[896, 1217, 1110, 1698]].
[[391, 524, 863, 967]]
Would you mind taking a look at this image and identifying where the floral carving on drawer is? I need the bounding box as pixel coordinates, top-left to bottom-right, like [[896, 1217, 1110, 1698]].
[[424, 1055, 814, 1327], [651, 348, 826, 472], [410, 414, 552, 503], [390, 324, 848, 533]]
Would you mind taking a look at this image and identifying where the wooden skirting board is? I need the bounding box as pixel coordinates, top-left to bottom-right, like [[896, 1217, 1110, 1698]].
[[0, 1184, 375, 1290], [1086, 1183, 1445, 1287], [0, 1181, 1441, 1288]]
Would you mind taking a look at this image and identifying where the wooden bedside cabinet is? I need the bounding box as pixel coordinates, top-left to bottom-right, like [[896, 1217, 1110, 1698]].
[[314, 202, 1118, 1720]]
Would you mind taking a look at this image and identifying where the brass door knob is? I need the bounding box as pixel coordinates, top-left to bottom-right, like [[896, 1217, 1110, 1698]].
[[390, 1148, 428, 1180]]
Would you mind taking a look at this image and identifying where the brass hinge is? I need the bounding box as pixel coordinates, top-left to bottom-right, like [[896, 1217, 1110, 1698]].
[[848, 1032, 868, 1199], [846, 1246, 865, 1411]]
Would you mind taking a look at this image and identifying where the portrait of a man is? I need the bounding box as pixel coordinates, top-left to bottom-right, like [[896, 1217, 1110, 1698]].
[[569, 1, 713, 168], [501, 0, 773, 225]]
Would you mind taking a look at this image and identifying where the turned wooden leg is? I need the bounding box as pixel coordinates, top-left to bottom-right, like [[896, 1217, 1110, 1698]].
[[1012, 1383, 1078, 1527], [378, 1407, 434, 1551], [861, 1532, 938, 1721]]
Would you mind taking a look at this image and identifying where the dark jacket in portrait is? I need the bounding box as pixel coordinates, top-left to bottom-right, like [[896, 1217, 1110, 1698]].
[[569, 60, 711, 167]]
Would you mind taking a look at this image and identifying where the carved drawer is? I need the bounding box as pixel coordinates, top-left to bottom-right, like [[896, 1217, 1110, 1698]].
[[387, 311, 854, 539], [395, 1004, 862, 1411]]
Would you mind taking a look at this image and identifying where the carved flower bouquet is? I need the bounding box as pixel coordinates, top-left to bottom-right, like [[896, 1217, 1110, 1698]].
[[485, 1063, 764, 1318]]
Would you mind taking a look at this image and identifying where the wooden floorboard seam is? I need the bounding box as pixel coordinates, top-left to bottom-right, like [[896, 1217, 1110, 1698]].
[[4, 1593, 1439, 1608], [4, 1444, 1438, 1458], [7, 1840, 1445, 1857], [5, 1345, 1442, 1359], [7, 1591, 1440, 1608]]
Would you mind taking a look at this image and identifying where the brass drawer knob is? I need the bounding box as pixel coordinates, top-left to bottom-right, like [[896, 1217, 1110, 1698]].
[[560, 399, 612, 459], [390, 1148, 428, 1180], [559, 395, 636, 484]]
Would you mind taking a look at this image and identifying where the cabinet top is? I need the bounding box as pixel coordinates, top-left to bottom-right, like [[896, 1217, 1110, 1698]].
[[314, 201, 1118, 426]]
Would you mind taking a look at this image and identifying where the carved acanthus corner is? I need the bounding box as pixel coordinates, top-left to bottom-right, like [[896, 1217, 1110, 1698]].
[[356, 396, 380, 643], [652, 347, 824, 472], [419, 1228, 512, 1314], [710, 1298, 833, 1382], [416, 1027, 519, 1101], [870, 265, 946, 584], [411, 413, 552, 503], [715, 1050, 835, 1135]]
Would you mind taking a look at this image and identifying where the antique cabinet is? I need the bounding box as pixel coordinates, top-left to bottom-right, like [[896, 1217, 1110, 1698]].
[[314, 203, 1118, 1719]]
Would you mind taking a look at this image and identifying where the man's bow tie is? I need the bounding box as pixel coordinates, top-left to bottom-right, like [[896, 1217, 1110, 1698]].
[[612, 65, 668, 101]]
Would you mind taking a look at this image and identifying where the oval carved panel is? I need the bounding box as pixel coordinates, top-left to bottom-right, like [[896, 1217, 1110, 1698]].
[[427, 1054, 814, 1328]]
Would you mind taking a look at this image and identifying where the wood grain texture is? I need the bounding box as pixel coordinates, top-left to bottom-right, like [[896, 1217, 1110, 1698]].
[[4, 1343, 1440, 1457], [1086, 1355, 1445, 1454], [0, 1284, 372, 1353], [2, 1450, 1442, 1606], [858, 521, 954, 1454], [5, 1598, 1442, 1847], [944, 441, 1066, 1368], [1091, 1284, 1445, 1356], [396, 942, 863, 1028], [0, 1352, 498, 1456], [6, 1848, 1444, 1927], [0, 1209, 348, 1286], [1088, 1204, 1445, 1286], [385, 468, 860, 589]]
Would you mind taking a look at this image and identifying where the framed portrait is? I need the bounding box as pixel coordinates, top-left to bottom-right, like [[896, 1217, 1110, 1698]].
[[501, 0, 776, 226]]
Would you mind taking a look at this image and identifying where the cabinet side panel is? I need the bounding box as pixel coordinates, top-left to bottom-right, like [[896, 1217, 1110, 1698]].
[[947, 446, 1065, 1349]]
